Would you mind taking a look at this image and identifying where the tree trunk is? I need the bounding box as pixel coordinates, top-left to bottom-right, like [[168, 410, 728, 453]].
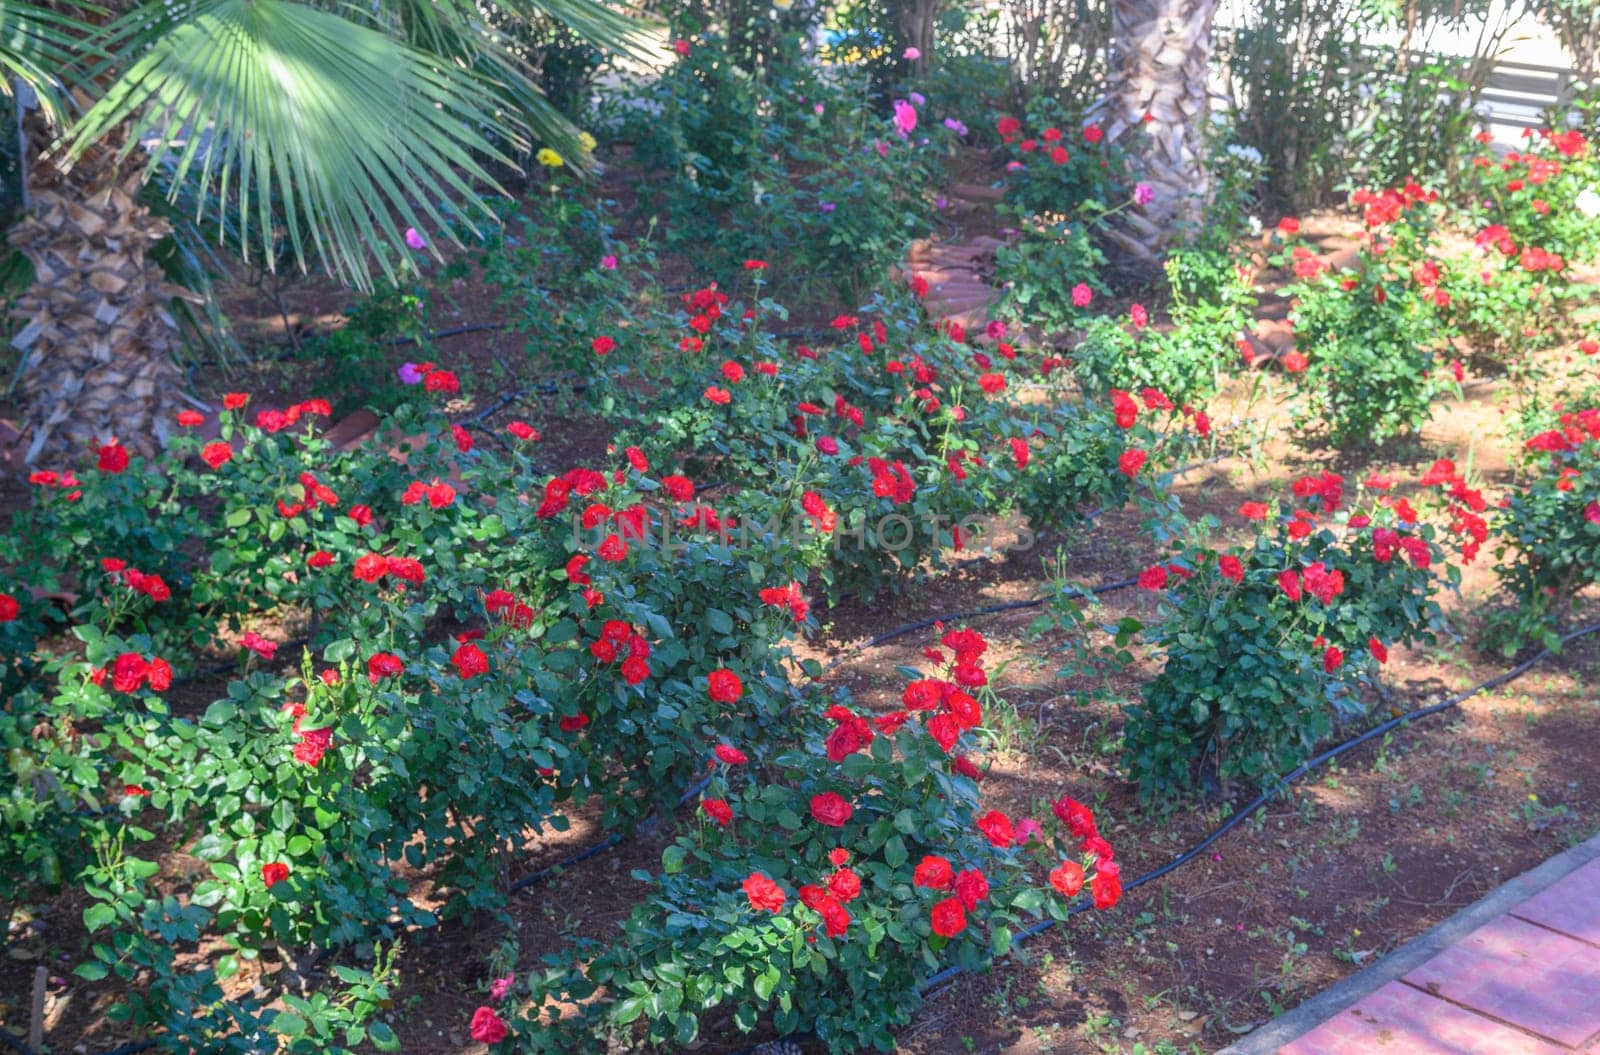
[[7, 120, 197, 466], [1089, 0, 1218, 265]]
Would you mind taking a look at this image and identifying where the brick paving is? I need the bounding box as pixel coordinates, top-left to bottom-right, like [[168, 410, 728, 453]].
[[1268, 858, 1600, 1053]]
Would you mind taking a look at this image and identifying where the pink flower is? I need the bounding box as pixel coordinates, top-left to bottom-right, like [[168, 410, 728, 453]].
[[903, 46, 921, 59], [489, 974, 516, 1002], [404, 227, 426, 250], [600, 254, 617, 270], [893, 99, 918, 138], [1134, 183, 1155, 206], [1071, 283, 1092, 308], [241, 632, 277, 660], [469, 1006, 508, 1044]]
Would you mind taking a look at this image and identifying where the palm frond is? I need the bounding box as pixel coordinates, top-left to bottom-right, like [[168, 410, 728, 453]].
[[67, 0, 528, 290], [0, 0, 100, 126], [371, 0, 660, 171]]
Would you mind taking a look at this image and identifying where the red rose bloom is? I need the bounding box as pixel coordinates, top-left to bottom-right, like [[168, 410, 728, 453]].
[[1049, 860, 1085, 896], [0, 593, 19, 622], [713, 743, 749, 765], [914, 855, 955, 890], [1218, 555, 1244, 582], [200, 442, 233, 469], [367, 652, 404, 683], [701, 798, 734, 826], [975, 810, 1015, 848], [1091, 860, 1122, 909], [97, 442, 129, 473], [930, 897, 967, 938], [1138, 565, 1168, 590], [809, 792, 853, 827], [453, 642, 489, 678], [469, 1006, 508, 1045], [707, 668, 743, 703], [743, 872, 787, 913], [828, 868, 861, 902], [111, 652, 149, 693], [1118, 448, 1147, 477], [1277, 569, 1303, 601], [1369, 637, 1388, 663], [261, 862, 290, 888], [953, 868, 989, 910]]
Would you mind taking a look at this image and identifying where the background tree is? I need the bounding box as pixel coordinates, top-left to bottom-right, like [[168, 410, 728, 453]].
[[1089, 0, 1218, 266]]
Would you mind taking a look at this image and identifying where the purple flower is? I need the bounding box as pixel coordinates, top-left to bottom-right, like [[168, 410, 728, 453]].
[[943, 117, 968, 137], [398, 362, 425, 385], [934, 196, 949, 209], [404, 227, 426, 250], [819, 201, 836, 213], [908, 91, 925, 106], [1134, 183, 1155, 206]]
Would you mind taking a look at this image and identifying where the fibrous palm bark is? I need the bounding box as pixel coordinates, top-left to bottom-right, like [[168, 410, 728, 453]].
[[1089, 0, 1218, 264], [7, 121, 196, 464]]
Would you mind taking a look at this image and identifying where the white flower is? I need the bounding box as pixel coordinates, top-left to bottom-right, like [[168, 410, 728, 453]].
[[1576, 188, 1600, 218]]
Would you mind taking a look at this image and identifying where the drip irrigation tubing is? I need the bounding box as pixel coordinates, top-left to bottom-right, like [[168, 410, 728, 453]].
[[723, 618, 1600, 1055]]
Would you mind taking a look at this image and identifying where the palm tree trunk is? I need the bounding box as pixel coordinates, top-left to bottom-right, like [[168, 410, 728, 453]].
[[7, 119, 195, 465], [1089, 0, 1218, 265]]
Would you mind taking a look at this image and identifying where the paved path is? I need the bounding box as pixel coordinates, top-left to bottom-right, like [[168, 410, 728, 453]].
[[1223, 834, 1600, 1055]]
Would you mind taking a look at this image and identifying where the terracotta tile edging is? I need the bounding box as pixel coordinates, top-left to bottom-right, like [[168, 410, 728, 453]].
[[1217, 830, 1600, 1055]]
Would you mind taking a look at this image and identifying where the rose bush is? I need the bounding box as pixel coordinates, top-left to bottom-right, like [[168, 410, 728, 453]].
[[1122, 470, 1463, 796], [496, 631, 1121, 1053]]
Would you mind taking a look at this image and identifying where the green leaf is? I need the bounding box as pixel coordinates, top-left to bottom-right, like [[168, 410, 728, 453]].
[[272, 1011, 308, 1037], [83, 904, 118, 932], [74, 961, 110, 981], [368, 1022, 400, 1051]]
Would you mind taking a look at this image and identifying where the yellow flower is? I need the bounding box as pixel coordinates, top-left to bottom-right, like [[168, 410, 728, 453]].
[[578, 132, 597, 153], [773, 0, 793, 8], [536, 148, 564, 169]]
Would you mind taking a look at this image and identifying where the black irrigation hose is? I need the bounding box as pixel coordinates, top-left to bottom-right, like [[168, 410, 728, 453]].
[[724, 620, 1600, 1054]]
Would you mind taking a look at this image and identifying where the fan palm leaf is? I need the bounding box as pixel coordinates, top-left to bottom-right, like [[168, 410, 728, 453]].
[[66, 0, 651, 289], [0, 0, 99, 125]]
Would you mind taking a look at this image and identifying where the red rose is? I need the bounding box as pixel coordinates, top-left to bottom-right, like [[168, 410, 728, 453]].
[[1091, 860, 1121, 909], [1049, 861, 1085, 896], [223, 392, 249, 410], [597, 534, 627, 562], [930, 897, 967, 938], [307, 551, 335, 569], [1052, 796, 1097, 839], [507, 421, 540, 441], [926, 712, 959, 752], [707, 668, 743, 703], [662, 475, 694, 501], [0, 593, 19, 622], [453, 642, 489, 679], [1218, 555, 1244, 582], [111, 652, 149, 693], [1118, 448, 1147, 477], [704, 385, 732, 405], [713, 743, 748, 765], [809, 792, 853, 827], [348, 505, 373, 527], [701, 798, 733, 826], [913, 855, 954, 890], [176, 410, 204, 427], [743, 872, 787, 913], [147, 658, 173, 691], [1277, 569, 1303, 601], [829, 848, 850, 867], [367, 652, 404, 683], [1138, 566, 1168, 590], [953, 868, 989, 910], [1239, 501, 1269, 520], [261, 862, 290, 888], [974, 810, 1015, 848], [592, 335, 616, 356], [828, 868, 861, 902], [1323, 646, 1344, 673], [1369, 637, 1388, 663], [469, 1006, 508, 1045], [97, 442, 129, 473], [200, 442, 233, 470]]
